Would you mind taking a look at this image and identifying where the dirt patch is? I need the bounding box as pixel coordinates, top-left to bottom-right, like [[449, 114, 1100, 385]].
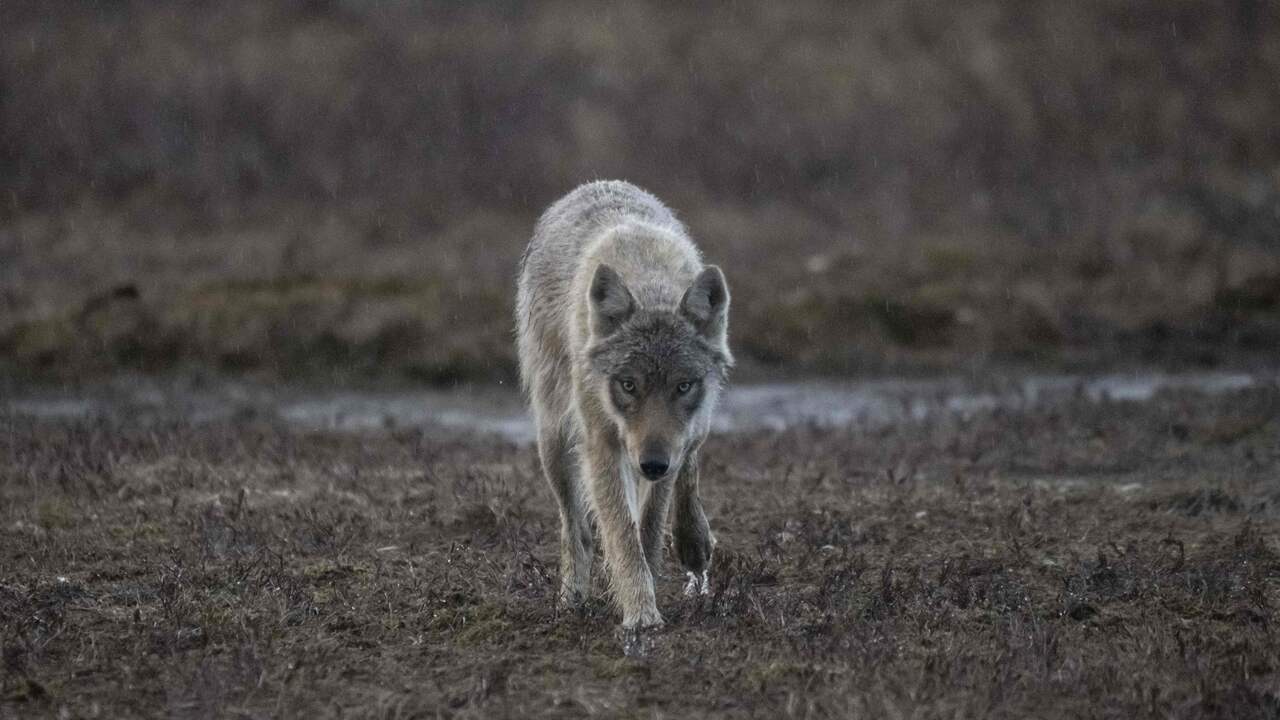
[[2, 385, 1279, 718]]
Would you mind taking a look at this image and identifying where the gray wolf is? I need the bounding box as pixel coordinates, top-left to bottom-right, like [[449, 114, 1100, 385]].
[[516, 180, 732, 629]]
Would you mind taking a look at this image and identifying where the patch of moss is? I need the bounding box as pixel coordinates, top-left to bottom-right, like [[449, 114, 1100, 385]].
[[36, 498, 77, 530]]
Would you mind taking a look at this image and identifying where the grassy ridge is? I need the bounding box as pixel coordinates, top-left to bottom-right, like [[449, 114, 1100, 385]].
[[2, 1, 1279, 381]]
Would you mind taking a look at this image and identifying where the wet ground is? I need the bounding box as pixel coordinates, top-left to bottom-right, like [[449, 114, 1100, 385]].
[[5, 370, 1270, 440], [2, 372, 1279, 718]]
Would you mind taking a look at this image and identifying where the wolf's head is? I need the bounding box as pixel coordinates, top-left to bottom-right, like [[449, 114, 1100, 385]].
[[585, 263, 733, 481]]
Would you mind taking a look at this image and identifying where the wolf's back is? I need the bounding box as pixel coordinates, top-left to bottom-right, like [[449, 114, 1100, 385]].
[[517, 181, 701, 407], [519, 180, 682, 279]]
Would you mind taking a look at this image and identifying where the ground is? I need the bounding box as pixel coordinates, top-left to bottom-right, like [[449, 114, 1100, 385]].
[[2, 381, 1278, 719], [4, 3, 1279, 716]]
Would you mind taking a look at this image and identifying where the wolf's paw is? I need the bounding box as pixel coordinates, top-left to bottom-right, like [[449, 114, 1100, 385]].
[[683, 569, 710, 597], [618, 607, 664, 657]]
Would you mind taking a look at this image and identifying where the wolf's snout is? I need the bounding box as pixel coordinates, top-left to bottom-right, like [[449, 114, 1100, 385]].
[[639, 458, 669, 480], [639, 440, 671, 480]]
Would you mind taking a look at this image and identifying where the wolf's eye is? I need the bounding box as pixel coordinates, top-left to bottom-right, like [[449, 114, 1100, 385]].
[[619, 379, 637, 394], [676, 381, 693, 395]]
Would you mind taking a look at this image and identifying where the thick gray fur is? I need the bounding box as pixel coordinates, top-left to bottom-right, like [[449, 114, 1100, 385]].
[[516, 180, 732, 629]]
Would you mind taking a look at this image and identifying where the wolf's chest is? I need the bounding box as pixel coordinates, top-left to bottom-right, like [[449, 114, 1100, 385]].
[[620, 460, 655, 525]]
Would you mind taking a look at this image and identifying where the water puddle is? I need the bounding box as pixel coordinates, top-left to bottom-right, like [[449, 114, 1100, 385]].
[[3, 371, 1268, 442]]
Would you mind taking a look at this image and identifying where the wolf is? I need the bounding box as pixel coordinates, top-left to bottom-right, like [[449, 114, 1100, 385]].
[[516, 180, 732, 629]]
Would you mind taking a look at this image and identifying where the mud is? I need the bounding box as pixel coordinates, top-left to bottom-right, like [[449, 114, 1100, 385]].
[[4, 370, 1269, 442]]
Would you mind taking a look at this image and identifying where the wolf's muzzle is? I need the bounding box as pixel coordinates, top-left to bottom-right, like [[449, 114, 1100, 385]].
[[639, 459, 669, 481]]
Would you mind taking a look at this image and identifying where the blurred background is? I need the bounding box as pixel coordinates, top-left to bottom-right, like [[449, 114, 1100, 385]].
[[2, 0, 1278, 386]]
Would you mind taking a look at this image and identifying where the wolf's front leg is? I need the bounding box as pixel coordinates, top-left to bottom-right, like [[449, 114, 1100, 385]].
[[673, 448, 714, 593], [585, 434, 662, 629], [640, 476, 674, 578]]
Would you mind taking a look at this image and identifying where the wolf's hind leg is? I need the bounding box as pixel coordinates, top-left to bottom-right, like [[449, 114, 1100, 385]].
[[538, 419, 593, 605], [673, 449, 714, 592], [640, 477, 673, 579]]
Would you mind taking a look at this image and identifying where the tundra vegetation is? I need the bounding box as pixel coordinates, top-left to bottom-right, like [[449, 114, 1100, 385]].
[[2, 384, 1278, 718], [3, 1, 1279, 383], [3, 2, 1279, 716]]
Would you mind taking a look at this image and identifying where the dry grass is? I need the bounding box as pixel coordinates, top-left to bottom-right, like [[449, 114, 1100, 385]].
[[2, 384, 1278, 717], [2, 1, 1279, 381]]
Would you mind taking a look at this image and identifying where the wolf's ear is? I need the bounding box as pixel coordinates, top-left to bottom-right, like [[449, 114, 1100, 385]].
[[680, 265, 729, 341], [589, 263, 635, 337]]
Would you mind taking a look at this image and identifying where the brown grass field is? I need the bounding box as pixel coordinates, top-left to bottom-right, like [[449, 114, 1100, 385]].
[[3, 3, 1280, 716], [2, 383, 1278, 718], [3, 1, 1280, 383]]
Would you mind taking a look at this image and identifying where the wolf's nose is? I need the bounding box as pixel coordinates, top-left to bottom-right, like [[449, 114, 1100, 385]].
[[640, 460, 669, 480]]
